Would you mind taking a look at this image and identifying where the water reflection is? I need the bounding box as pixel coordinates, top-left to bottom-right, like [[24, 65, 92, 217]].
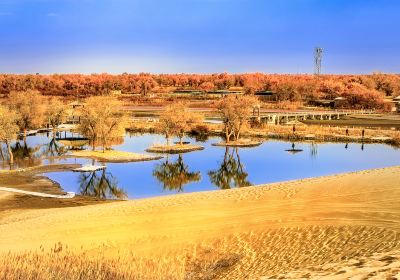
[[44, 137, 68, 157], [10, 141, 42, 167], [208, 147, 251, 189], [78, 169, 127, 199], [310, 142, 318, 159], [153, 154, 201, 192], [285, 143, 303, 155]]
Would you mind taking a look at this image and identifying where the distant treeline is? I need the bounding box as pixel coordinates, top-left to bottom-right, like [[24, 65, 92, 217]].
[[1, 73, 399, 109]]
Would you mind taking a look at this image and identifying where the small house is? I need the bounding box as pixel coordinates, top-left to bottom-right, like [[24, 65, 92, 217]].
[[394, 96, 400, 113], [255, 91, 276, 101], [207, 89, 243, 98], [333, 97, 347, 108], [308, 99, 334, 108], [109, 89, 122, 95], [171, 89, 203, 96]]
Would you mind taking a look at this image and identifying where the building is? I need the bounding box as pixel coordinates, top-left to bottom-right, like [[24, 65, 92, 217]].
[[255, 91, 276, 101], [308, 99, 334, 108], [394, 96, 400, 113], [172, 89, 203, 96], [333, 97, 347, 108], [109, 89, 122, 95]]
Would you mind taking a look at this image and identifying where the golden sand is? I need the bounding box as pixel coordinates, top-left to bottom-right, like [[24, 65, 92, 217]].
[[1, 166, 400, 279]]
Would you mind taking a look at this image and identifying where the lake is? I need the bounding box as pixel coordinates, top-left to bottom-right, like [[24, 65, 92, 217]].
[[1, 132, 400, 199]]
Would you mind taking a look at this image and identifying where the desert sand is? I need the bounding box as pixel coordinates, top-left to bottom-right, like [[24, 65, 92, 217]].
[[1, 166, 400, 279]]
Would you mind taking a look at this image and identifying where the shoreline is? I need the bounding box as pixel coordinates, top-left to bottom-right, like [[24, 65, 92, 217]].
[[127, 122, 400, 147]]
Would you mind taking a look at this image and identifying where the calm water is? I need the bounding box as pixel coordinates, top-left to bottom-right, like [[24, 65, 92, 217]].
[[1, 132, 400, 199]]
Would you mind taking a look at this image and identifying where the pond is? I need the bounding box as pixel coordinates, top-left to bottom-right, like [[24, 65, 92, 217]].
[[1, 132, 400, 199]]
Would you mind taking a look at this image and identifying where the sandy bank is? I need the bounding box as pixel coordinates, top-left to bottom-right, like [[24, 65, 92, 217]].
[[0, 164, 110, 214], [1, 166, 400, 279], [70, 150, 162, 162]]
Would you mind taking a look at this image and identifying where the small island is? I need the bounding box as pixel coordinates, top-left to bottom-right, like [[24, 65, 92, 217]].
[[213, 95, 263, 148], [71, 150, 162, 163], [146, 143, 204, 154], [147, 102, 205, 154], [213, 139, 262, 147]]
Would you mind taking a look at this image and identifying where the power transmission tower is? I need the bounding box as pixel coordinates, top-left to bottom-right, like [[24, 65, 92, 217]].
[[314, 47, 323, 75]]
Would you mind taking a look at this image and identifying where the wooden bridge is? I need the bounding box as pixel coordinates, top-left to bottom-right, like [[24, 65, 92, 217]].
[[252, 109, 375, 125]]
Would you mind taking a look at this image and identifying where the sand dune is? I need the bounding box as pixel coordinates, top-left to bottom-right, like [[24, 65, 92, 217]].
[[1, 166, 400, 279]]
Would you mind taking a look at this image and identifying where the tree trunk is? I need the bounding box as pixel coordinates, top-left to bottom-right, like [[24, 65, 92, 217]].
[[225, 127, 230, 143], [23, 128, 27, 145], [179, 136, 183, 145], [52, 126, 58, 139], [6, 140, 13, 165], [0, 146, 4, 161], [102, 138, 106, 153], [236, 128, 241, 141]]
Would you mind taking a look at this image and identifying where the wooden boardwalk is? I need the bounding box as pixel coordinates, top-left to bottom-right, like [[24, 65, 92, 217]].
[[253, 110, 375, 124]]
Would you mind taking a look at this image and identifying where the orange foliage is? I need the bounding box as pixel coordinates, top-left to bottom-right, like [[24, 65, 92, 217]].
[[0, 73, 399, 109]]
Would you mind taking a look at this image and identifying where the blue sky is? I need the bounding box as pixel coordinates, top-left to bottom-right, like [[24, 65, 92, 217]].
[[0, 0, 399, 74]]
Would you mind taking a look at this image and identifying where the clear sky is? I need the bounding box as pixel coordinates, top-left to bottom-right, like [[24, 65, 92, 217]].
[[0, 0, 399, 74]]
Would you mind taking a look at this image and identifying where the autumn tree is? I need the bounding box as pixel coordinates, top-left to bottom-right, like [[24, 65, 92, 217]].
[[217, 95, 258, 143], [7, 90, 46, 140], [78, 96, 125, 152], [0, 106, 19, 164], [135, 74, 157, 96], [45, 98, 67, 136], [157, 102, 203, 145]]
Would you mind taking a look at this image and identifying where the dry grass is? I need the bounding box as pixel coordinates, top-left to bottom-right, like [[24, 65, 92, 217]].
[[71, 150, 162, 162], [0, 250, 185, 280], [0, 242, 241, 280]]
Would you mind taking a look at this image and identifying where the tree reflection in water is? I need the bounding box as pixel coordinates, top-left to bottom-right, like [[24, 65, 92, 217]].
[[44, 137, 68, 157], [153, 154, 201, 192], [10, 141, 42, 167], [208, 147, 251, 189], [78, 169, 127, 199]]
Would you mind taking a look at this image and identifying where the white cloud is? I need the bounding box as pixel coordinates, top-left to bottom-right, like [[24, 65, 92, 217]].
[[47, 12, 59, 17]]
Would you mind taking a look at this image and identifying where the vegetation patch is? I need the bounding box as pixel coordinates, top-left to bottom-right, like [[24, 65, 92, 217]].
[[71, 150, 162, 162], [146, 144, 204, 154]]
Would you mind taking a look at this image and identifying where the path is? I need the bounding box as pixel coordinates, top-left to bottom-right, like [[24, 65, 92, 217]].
[[0, 187, 75, 199]]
